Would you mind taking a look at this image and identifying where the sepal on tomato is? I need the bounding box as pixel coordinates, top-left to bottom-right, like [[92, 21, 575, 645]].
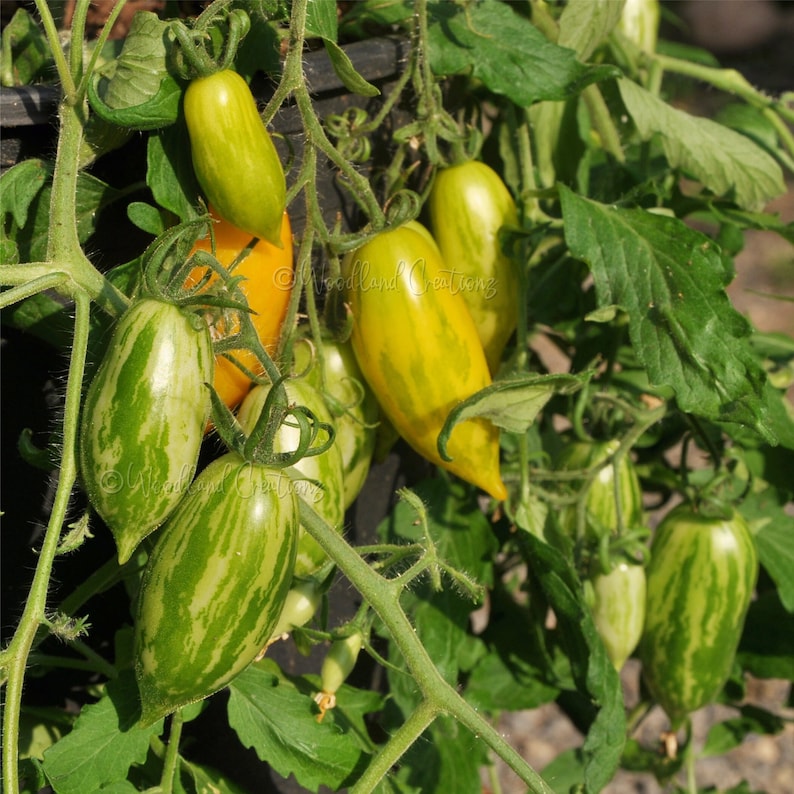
[[237, 377, 346, 578]]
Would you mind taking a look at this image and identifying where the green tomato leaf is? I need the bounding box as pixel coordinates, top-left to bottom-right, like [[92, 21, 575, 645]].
[[127, 201, 167, 237], [464, 589, 561, 713], [715, 103, 788, 158], [560, 186, 780, 444], [744, 490, 794, 612], [322, 39, 381, 97], [427, 0, 621, 107], [147, 123, 202, 222], [618, 78, 785, 212], [41, 672, 163, 794], [14, 169, 122, 263], [2, 291, 72, 349], [558, 0, 626, 61], [700, 705, 786, 759], [227, 659, 381, 793], [306, 0, 338, 40], [0, 158, 51, 229], [438, 373, 590, 457], [707, 204, 794, 246], [87, 11, 181, 130], [179, 758, 250, 794], [0, 8, 51, 87]]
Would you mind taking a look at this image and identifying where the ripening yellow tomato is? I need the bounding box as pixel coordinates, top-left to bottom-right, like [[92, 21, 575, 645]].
[[343, 223, 507, 500]]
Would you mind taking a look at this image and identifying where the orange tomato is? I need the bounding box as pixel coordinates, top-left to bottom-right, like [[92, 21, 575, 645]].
[[186, 209, 294, 412]]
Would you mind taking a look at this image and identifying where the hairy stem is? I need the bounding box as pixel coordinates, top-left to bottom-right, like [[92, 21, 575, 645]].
[[350, 699, 439, 793], [33, 0, 76, 98], [652, 52, 794, 125], [298, 501, 554, 793], [1, 293, 91, 794]]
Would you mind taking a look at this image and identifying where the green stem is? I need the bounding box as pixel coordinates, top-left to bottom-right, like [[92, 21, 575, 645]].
[[582, 84, 625, 163], [46, 99, 129, 316], [59, 556, 142, 617], [27, 647, 117, 680], [33, 0, 76, 98], [517, 109, 541, 224], [77, 0, 130, 98], [350, 699, 439, 793], [762, 107, 794, 166], [1, 292, 92, 794], [0, 270, 70, 308], [160, 710, 185, 794], [298, 501, 554, 793], [271, 0, 386, 228], [652, 52, 794, 125], [683, 731, 697, 794], [66, 0, 90, 87]]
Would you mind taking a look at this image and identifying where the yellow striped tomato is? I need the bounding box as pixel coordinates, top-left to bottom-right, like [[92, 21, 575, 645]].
[[343, 223, 506, 500]]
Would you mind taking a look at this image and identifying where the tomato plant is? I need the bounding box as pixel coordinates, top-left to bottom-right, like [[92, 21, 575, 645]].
[[555, 437, 645, 542], [293, 332, 379, 508], [2, 2, 793, 794], [237, 375, 346, 579], [585, 560, 647, 672]]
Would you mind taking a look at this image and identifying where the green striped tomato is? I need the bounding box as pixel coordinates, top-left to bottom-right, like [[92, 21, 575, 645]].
[[427, 160, 519, 374], [293, 335, 379, 509], [342, 223, 507, 501], [184, 69, 286, 246], [134, 452, 298, 726], [79, 298, 214, 564], [556, 439, 644, 541], [639, 505, 758, 726], [237, 376, 345, 578], [585, 561, 646, 671]]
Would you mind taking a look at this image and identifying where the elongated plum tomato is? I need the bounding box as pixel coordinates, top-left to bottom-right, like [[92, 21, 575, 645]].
[[639, 505, 758, 727], [428, 160, 519, 374], [134, 452, 298, 727], [585, 561, 646, 671], [185, 210, 294, 412], [343, 223, 506, 500], [184, 69, 286, 246], [79, 298, 214, 563]]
